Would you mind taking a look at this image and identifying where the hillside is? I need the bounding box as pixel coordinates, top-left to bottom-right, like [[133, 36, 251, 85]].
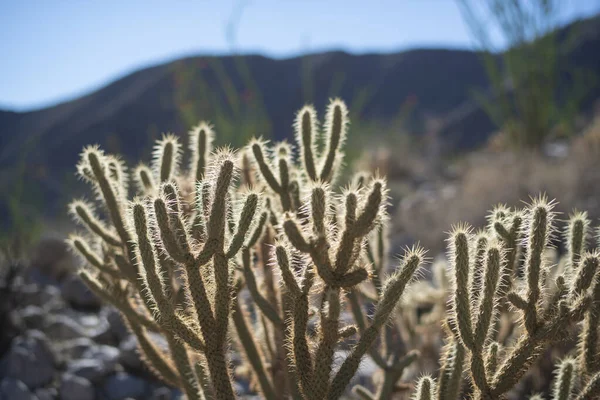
[[0, 15, 599, 222]]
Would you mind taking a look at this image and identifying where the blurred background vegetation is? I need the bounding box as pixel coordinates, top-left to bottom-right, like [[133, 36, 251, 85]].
[[1, 0, 599, 255]]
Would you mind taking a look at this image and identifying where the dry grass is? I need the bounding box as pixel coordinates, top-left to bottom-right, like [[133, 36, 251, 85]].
[[374, 116, 600, 254]]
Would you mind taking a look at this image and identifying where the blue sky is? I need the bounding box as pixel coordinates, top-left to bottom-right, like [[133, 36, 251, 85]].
[[1, 0, 598, 111]]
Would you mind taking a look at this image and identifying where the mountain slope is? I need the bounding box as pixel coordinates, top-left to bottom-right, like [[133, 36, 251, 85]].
[[0, 15, 598, 221]]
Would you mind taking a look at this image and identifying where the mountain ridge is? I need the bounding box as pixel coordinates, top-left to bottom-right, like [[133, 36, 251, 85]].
[[0, 15, 599, 222]]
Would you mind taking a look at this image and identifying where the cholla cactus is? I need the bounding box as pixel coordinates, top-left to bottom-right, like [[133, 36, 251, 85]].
[[68, 98, 600, 400], [67, 99, 425, 400]]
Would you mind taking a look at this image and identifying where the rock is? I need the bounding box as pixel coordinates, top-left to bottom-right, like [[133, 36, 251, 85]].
[[60, 374, 94, 400], [103, 373, 148, 400], [56, 338, 95, 360], [19, 306, 45, 330], [4, 331, 56, 389], [61, 275, 101, 310], [83, 345, 119, 367], [150, 386, 176, 400], [83, 345, 120, 367], [0, 378, 37, 400], [66, 359, 109, 384], [34, 388, 57, 400], [89, 319, 115, 346], [64, 344, 120, 383], [45, 314, 86, 340], [118, 335, 142, 372], [18, 285, 65, 313], [104, 308, 128, 343]]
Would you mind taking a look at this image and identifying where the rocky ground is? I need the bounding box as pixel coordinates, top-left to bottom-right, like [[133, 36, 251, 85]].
[[0, 236, 379, 400], [0, 263, 190, 400], [0, 237, 260, 400]]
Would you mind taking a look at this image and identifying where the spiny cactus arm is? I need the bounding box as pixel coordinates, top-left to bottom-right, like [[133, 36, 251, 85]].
[[469, 246, 503, 397], [346, 289, 388, 369], [450, 228, 475, 351], [327, 250, 422, 400], [332, 191, 360, 276], [112, 253, 141, 286], [246, 211, 268, 248], [134, 164, 156, 195], [311, 186, 328, 236], [319, 99, 348, 183], [276, 149, 293, 212], [437, 339, 465, 400], [470, 233, 489, 305], [152, 134, 181, 183], [69, 236, 122, 279], [413, 376, 436, 400], [240, 150, 255, 187], [494, 213, 522, 293], [242, 247, 283, 327], [566, 212, 589, 270], [580, 261, 600, 376], [289, 180, 301, 211], [491, 296, 592, 397], [193, 359, 213, 399], [282, 218, 311, 253], [105, 155, 128, 192], [126, 319, 182, 388], [213, 251, 231, 332], [283, 211, 340, 287], [226, 191, 237, 235], [552, 358, 576, 400], [154, 197, 190, 263], [161, 183, 192, 253], [353, 385, 376, 400], [189, 212, 206, 242], [189, 122, 214, 182], [313, 288, 342, 399], [251, 141, 281, 193], [180, 249, 238, 399], [349, 181, 384, 239], [206, 159, 234, 243], [79, 270, 159, 331], [232, 294, 278, 400], [290, 264, 316, 400], [226, 193, 259, 258], [87, 150, 132, 247], [364, 229, 384, 296], [185, 158, 238, 399], [275, 245, 301, 297], [337, 267, 369, 288], [308, 236, 338, 286], [507, 291, 528, 310], [542, 276, 568, 320], [189, 181, 212, 242], [133, 203, 207, 351], [199, 181, 213, 223], [69, 200, 122, 247], [571, 253, 598, 299], [166, 335, 204, 400], [575, 372, 600, 400], [524, 202, 551, 334], [485, 342, 500, 378], [374, 351, 420, 400], [338, 325, 358, 340], [295, 105, 318, 181]]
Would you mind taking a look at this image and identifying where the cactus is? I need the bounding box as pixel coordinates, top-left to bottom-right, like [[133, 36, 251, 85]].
[[67, 98, 600, 400]]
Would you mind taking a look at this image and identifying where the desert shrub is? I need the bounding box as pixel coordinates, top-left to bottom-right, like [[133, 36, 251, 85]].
[[67, 99, 600, 399], [394, 118, 600, 254]]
